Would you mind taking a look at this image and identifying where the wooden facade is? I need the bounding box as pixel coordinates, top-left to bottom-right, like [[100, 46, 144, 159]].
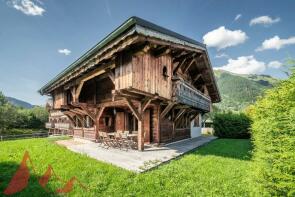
[[40, 17, 220, 151]]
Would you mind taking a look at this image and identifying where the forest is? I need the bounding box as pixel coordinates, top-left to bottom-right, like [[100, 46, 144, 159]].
[[0, 91, 48, 135]]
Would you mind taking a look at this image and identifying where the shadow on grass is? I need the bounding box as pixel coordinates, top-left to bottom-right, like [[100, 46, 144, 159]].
[[192, 138, 253, 161], [0, 161, 56, 196]]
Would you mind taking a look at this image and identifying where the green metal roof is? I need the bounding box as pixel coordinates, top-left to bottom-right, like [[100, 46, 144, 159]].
[[39, 16, 206, 95]]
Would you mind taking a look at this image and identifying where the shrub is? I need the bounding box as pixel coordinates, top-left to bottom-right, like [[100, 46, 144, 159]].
[[213, 112, 251, 139], [249, 67, 295, 196]]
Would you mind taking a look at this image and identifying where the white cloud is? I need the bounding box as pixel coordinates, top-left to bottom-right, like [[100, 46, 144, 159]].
[[9, 0, 45, 16], [215, 53, 229, 59], [104, 0, 112, 18], [249, 16, 280, 26], [203, 26, 248, 50], [256, 35, 295, 51], [268, 61, 283, 69], [215, 56, 266, 74], [234, 14, 242, 21], [58, 49, 71, 56]]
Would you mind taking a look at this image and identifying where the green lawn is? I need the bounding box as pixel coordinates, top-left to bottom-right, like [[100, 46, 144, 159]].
[[0, 138, 252, 197]]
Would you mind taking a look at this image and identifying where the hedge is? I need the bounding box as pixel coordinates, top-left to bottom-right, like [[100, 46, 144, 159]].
[[249, 70, 295, 196], [213, 112, 251, 139]]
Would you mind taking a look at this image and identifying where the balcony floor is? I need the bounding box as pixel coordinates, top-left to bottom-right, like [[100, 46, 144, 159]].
[[55, 136, 217, 172]]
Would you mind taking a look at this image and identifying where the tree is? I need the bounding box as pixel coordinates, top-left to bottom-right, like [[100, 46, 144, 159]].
[[0, 92, 17, 134]]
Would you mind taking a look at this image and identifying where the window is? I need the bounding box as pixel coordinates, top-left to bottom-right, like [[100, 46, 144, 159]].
[[66, 90, 72, 105], [85, 116, 93, 128], [104, 116, 112, 127], [162, 66, 169, 78]]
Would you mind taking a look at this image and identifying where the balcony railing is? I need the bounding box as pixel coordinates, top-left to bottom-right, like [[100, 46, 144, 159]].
[[55, 123, 71, 130], [172, 80, 211, 112], [45, 122, 71, 130], [45, 122, 54, 129]]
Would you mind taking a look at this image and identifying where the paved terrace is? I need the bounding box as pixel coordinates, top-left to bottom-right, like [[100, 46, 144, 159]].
[[56, 136, 217, 173]]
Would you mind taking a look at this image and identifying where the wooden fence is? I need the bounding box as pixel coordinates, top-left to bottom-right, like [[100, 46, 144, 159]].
[[0, 132, 49, 141]]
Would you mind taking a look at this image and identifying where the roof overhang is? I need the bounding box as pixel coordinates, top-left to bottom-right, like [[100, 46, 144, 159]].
[[39, 16, 220, 103]]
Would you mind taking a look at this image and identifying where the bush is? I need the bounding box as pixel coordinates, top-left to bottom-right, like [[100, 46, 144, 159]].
[[213, 112, 251, 138], [249, 66, 295, 196]]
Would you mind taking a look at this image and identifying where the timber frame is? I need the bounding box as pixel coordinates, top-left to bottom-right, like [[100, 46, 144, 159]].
[[40, 16, 220, 151]]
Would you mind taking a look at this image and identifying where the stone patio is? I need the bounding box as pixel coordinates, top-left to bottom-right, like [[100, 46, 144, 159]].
[[56, 136, 217, 172]]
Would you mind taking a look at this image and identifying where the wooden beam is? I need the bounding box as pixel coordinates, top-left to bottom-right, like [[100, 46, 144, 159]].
[[190, 112, 200, 121], [133, 44, 151, 56], [160, 102, 175, 119], [174, 109, 186, 122], [154, 47, 171, 58], [183, 58, 195, 73], [75, 81, 84, 101], [137, 103, 144, 151], [70, 109, 86, 116], [174, 105, 190, 109], [95, 106, 105, 140], [107, 69, 115, 84], [193, 73, 202, 82], [124, 97, 141, 121], [113, 90, 143, 100], [78, 67, 106, 84], [70, 86, 76, 102], [142, 98, 152, 112], [79, 105, 96, 121], [125, 87, 166, 100], [173, 57, 187, 74], [96, 107, 105, 120], [63, 111, 76, 126], [175, 51, 187, 59]]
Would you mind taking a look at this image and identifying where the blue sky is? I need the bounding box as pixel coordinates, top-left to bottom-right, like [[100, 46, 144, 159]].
[[1, 0, 295, 105]]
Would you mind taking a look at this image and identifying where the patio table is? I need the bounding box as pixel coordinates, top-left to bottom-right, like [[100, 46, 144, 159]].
[[127, 134, 138, 137]]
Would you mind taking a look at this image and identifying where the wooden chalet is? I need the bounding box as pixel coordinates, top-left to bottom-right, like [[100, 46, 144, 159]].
[[39, 17, 220, 151]]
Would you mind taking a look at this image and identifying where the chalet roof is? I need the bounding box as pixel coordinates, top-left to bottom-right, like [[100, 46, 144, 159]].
[[39, 16, 220, 102]]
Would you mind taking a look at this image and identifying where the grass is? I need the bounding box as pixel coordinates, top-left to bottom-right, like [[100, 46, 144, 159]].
[[0, 138, 252, 196]]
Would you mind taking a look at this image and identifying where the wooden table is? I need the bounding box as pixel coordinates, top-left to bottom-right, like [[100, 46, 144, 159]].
[[127, 134, 138, 137], [107, 132, 116, 137]]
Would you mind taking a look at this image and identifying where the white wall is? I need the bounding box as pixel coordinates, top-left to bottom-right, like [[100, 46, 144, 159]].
[[190, 114, 202, 138]]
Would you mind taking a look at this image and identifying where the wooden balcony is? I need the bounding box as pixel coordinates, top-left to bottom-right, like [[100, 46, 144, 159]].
[[55, 123, 71, 130], [45, 122, 54, 129], [46, 122, 71, 130], [172, 80, 211, 112]]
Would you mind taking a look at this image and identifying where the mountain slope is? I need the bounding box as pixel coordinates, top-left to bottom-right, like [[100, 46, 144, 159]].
[[6, 97, 34, 109], [214, 70, 280, 111]]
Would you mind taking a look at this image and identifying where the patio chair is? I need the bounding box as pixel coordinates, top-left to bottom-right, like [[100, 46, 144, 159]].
[[113, 132, 125, 150], [100, 132, 114, 149], [97, 131, 105, 146], [120, 132, 133, 151]]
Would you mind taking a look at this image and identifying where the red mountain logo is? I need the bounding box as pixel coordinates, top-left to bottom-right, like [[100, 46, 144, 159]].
[[2, 151, 87, 195]]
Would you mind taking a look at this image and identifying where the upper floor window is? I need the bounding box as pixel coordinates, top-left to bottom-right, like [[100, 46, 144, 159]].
[[162, 66, 169, 78]]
